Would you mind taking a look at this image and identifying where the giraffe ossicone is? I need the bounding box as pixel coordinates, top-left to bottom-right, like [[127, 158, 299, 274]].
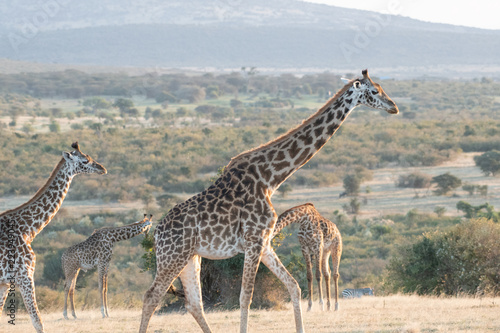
[[62, 214, 153, 319], [0, 142, 106, 333], [139, 69, 398, 333]]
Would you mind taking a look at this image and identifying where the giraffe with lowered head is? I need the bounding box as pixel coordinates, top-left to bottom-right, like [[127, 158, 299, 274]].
[[62, 214, 153, 319], [272, 203, 342, 312], [0, 142, 106, 333], [139, 70, 398, 333]]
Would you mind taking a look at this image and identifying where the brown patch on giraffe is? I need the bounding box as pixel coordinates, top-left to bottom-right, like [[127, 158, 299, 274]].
[[289, 140, 301, 159], [294, 149, 314, 166], [315, 138, 327, 150], [272, 161, 291, 172], [258, 165, 272, 182], [314, 127, 324, 137]]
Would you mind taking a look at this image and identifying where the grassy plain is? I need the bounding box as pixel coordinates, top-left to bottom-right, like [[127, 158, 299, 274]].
[[4, 296, 499, 333]]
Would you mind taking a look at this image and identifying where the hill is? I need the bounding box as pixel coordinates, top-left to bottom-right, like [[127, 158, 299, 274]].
[[1, 0, 500, 77]]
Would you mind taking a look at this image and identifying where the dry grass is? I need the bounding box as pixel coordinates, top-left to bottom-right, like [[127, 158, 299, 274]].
[[4, 295, 499, 333]]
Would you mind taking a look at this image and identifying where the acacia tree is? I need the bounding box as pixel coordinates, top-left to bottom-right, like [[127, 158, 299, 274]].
[[431, 173, 461, 195], [474, 150, 500, 176], [343, 174, 361, 195]]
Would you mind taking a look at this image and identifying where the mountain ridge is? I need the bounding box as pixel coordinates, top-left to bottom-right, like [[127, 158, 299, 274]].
[[1, 0, 499, 77]]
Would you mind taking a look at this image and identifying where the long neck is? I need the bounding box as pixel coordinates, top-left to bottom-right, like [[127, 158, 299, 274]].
[[102, 224, 146, 243], [5, 158, 75, 242], [226, 86, 358, 194], [272, 204, 312, 237]]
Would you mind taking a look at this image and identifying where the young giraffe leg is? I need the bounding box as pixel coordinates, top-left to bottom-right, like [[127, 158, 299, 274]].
[[321, 252, 332, 311], [261, 245, 305, 333], [139, 262, 190, 333], [300, 244, 314, 311], [178, 255, 212, 333], [0, 283, 8, 317], [314, 248, 324, 311], [18, 274, 44, 333], [103, 272, 109, 317], [331, 243, 342, 311], [68, 269, 80, 318], [63, 267, 79, 319], [97, 263, 108, 318]]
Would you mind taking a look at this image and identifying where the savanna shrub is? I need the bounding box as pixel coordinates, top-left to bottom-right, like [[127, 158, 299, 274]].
[[396, 172, 431, 188], [386, 218, 500, 296]]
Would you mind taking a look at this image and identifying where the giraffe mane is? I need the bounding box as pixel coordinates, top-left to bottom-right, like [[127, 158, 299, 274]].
[[281, 202, 315, 214], [91, 220, 148, 234], [0, 157, 66, 218], [226, 79, 356, 169]]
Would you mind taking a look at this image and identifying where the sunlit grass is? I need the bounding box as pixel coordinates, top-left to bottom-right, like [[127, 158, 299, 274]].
[[4, 296, 499, 333]]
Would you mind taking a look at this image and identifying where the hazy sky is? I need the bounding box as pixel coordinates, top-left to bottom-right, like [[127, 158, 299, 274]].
[[305, 0, 500, 30]]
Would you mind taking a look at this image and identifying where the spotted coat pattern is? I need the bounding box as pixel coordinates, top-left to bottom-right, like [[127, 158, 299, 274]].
[[62, 215, 152, 319], [273, 203, 342, 312], [139, 70, 398, 333], [0, 143, 106, 333]]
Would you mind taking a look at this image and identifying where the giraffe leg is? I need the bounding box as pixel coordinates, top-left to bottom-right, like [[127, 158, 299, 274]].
[[97, 264, 108, 318], [322, 252, 332, 311], [239, 240, 266, 333], [178, 255, 212, 333], [261, 245, 305, 333], [18, 275, 45, 333], [331, 243, 342, 311], [103, 272, 109, 317], [300, 246, 314, 311], [314, 250, 324, 311], [69, 269, 80, 319], [139, 263, 188, 333], [0, 283, 8, 317], [63, 268, 79, 319]]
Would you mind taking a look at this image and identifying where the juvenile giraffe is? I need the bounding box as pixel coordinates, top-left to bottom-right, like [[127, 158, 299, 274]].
[[272, 203, 342, 312], [62, 214, 153, 319], [139, 70, 398, 333], [0, 142, 106, 333]]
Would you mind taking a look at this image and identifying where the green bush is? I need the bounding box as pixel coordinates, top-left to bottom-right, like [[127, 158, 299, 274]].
[[474, 150, 500, 176], [386, 218, 500, 296], [396, 172, 432, 188]]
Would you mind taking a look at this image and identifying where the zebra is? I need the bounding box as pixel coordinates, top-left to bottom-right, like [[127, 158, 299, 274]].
[[342, 287, 374, 299]]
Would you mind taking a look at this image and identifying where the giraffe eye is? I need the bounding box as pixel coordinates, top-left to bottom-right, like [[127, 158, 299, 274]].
[[82, 160, 89, 164], [371, 90, 379, 95]]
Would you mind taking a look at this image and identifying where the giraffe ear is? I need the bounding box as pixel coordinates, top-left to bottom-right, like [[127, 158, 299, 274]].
[[63, 151, 74, 161], [340, 77, 350, 84]]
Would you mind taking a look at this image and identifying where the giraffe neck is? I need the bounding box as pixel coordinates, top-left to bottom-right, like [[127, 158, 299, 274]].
[[226, 85, 358, 194], [97, 224, 148, 243], [272, 204, 313, 237], [3, 158, 75, 243]]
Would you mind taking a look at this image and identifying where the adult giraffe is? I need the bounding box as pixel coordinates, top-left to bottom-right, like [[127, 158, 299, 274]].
[[140, 70, 398, 333], [0, 142, 106, 333]]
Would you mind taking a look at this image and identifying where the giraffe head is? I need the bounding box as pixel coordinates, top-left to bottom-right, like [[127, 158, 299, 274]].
[[350, 69, 399, 114], [139, 214, 154, 234], [63, 142, 107, 175]]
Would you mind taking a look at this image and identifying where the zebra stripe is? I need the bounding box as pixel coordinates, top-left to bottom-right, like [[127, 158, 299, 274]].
[[342, 288, 374, 299]]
